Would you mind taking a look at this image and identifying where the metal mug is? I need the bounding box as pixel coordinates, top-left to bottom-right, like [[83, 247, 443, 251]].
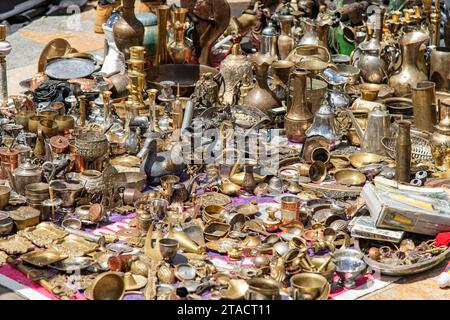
[[149, 198, 169, 220], [170, 183, 189, 205], [281, 196, 301, 223]]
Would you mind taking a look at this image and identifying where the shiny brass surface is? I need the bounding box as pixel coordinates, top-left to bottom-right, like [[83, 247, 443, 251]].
[[431, 99, 450, 170], [154, 5, 172, 66], [285, 71, 313, 143], [411, 81, 437, 133], [395, 121, 412, 183], [334, 169, 366, 186]]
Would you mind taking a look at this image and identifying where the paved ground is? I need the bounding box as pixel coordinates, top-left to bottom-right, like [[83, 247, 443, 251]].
[[1, 0, 449, 300]]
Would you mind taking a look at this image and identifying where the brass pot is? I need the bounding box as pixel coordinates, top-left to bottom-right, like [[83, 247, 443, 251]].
[[28, 115, 46, 134], [15, 111, 35, 131], [54, 115, 75, 134]]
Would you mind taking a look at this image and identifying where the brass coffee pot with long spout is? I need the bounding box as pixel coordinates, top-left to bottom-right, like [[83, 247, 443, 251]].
[[284, 71, 314, 143]]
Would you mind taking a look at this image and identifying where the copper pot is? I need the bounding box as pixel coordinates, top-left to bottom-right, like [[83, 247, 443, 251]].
[[0, 148, 19, 179], [301, 136, 331, 164]]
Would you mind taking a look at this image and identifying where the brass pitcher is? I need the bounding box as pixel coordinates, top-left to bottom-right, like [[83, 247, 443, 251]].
[[154, 5, 172, 66], [243, 53, 280, 114], [389, 31, 429, 97], [285, 71, 313, 143], [298, 18, 330, 50], [113, 0, 145, 61], [277, 15, 295, 60]]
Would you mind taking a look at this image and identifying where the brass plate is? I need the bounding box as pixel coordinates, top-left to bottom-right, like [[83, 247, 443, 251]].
[[0, 235, 34, 255], [18, 222, 68, 248], [199, 192, 232, 207], [50, 256, 94, 272], [49, 234, 99, 257], [21, 249, 68, 267], [38, 38, 77, 73]]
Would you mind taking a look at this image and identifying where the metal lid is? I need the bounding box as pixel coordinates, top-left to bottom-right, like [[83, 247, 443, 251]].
[[262, 21, 277, 36]]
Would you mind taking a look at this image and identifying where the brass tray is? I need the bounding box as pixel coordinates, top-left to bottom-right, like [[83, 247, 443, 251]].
[[50, 257, 94, 272], [299, 182, 362, 199], [0, 235, 34, 255], [20, 249, 68, 267], [48, 234, 99, 257], [18, 222, 68, 248], [199, 192, 232, 208]]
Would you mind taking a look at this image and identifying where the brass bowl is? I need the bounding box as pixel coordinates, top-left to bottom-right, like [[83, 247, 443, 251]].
[[28, 115, 46, 134], [86, 272, 125, 300], [54, 115, 75, 134], [334, 169, 367, 186], [203, 205, 226, 223], [0, 186, 11, 210], [75, 131, 109, 161], [38, 119, 58, 138], [39, 110, 58, 120], [358, 83, 382, 101], [147, 64, 219, 96], [115, 172, 147, 192], [25, 183, 50, 194], [348, 152, 383, 168], [309, 256, 336, 283], [290, 272, 328, 300], [204, 222, 230, 242]]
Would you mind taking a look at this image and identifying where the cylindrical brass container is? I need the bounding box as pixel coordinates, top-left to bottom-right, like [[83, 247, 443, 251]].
[[395, 121, 412, 183], [411, 81, 437, 133], [39, 110, 58, 120], [15, 110, 35, 131], [0, 148, 19, 179]]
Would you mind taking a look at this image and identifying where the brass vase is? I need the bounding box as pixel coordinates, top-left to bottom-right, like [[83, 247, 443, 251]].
[[389, 31, 429, 97], [431, 99, 450, 171], [277, 15, 295, 60], [113, 0, 145, 61], [154, 5, 172, 66], [285, 71, 314, 143], [395, 121, 412, 183], [411, 81, 437, 133], [220, 43, 253, 105], [298, 19, 329, 50], [168, 7, 192, 64], [429, 47, 450, 91], [243, 53, 280, 114]]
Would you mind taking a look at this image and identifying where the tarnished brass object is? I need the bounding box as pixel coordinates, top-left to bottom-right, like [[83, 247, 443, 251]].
[[431, 99, 450, 170]]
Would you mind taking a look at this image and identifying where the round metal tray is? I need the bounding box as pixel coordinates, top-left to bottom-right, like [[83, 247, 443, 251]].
[[44, 57, 97, 80], [355, 238, 450, 276]]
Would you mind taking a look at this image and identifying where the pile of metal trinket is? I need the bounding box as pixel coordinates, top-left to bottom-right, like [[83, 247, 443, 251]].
[[0, 0, 449, 300]]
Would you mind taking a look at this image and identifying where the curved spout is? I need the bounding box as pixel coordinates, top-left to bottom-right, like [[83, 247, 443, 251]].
[[347, 110, 365, 141]]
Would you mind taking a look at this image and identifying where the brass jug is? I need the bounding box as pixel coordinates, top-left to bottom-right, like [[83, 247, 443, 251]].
[[389, 31, 429, 97], [243, 53, 280, 114], [113, 0, 145, 61], [298, 18, 330, 50], [154, 5, 172, 66], [285, 71, 314, 143], [431, 99, 450, 171]]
